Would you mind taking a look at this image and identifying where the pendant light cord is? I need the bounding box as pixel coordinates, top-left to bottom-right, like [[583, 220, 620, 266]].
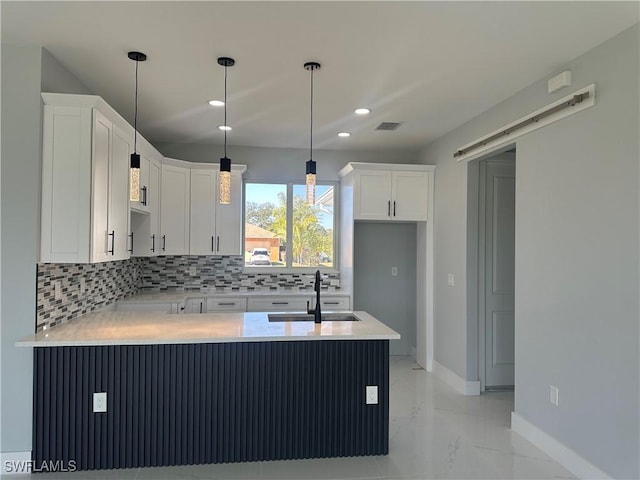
[[133, 58, 139, 154], [224, 63, 228, 158], [309, 67, 314, 160]]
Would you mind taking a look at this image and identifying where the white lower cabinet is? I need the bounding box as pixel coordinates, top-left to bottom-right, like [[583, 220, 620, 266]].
[[115, 302, 178, 314], [247, 296, 313, 312], [207, 297, 247, 312], [311, 295, 351, 310], [184, 298, 206, 314]]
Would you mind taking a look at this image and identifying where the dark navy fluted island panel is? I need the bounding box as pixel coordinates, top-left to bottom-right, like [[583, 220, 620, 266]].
[[33, 340, 389, 471]]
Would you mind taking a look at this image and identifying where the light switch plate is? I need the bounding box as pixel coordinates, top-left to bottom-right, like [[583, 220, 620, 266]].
[[189, 266, 196, 276], [549, 385, 559, 406], [447, 274, 455, 287], [366, 385, 378, 405], [391, 267, 398, 276]]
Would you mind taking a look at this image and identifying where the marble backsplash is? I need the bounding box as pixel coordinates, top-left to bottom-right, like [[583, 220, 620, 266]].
[[37, 255, 341, 332]]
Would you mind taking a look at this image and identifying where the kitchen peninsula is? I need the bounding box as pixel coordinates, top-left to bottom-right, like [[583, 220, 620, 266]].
[[18, 310, 399, 471]]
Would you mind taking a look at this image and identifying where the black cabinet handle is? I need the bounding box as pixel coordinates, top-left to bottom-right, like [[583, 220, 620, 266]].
[[128, 232, 134, 253], [393, 201, 396, 216], [108, 231, 115, 255], [387, 200, 391, 216], [323, 301, 340, 305], [162, 235, 166, 252], [151, 234, 155, 252], [199, 302, 203, 314], [216, 236, 220, 252], [211, 236, 215, 252], [218, 302, 236, 306], [272, 302, 289, 305], [141, 186, 148, 206]]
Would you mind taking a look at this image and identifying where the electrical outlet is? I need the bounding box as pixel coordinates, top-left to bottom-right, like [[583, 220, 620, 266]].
[[549, 385, 559, 406], [391, 266, 398, 276], [189, 265, 196, 276], [54, 281, 62, 300], [447, 274, 455, 287], [366, 385, 378, 405], [93, 392, 107, 413], [80, 278, 86, 295]]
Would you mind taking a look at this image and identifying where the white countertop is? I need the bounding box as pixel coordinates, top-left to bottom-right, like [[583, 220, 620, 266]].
[[16, 310, 400, 347]]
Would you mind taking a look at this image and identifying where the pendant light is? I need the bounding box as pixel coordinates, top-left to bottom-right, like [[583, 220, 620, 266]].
[[128, 51, 147, 202], [218, 56, 235, 205], [304, 62, 320, 204]]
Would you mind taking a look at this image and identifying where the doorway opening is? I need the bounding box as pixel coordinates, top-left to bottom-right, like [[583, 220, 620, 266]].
[[468, 148, 516, 392]]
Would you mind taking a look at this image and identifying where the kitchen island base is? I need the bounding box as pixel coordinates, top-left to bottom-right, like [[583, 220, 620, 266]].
[[33, 340, 389, 471]]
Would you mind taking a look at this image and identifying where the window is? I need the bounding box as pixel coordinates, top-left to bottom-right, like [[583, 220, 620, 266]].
[[244, 182, 336, 269]]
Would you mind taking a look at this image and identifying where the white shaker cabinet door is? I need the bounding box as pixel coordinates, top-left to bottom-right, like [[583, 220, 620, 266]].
[[353, 170, 393, 220], [108, 124, 132, 261], [90, 110, 112, 263], [215, 170, 243, 255], [189, 169, 216, 255], [392, 170, 429, 221], [161, 164, 190, 255]]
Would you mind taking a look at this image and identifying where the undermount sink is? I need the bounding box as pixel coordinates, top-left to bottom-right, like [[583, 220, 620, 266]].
[[268, 313, 359, 322]]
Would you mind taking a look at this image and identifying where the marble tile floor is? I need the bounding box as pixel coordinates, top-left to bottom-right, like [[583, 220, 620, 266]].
[[21, 356, 575, 480]]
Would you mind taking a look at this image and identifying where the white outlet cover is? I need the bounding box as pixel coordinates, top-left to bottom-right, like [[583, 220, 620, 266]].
[[80, 278, 86, 295], [366, 385, 378, 405], [54, 281, 62, 300], [447, 274, 455, 287], [391, 266, 398, 276], [93, 392, 107, 413]]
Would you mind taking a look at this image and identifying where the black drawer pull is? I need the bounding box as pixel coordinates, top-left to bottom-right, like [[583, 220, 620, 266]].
[[323, 301, 340, 305], [108, 231, 115, 255], [151, 234, 155, 252], [271, 302, 289, 305], [218, 302, 237, 306]]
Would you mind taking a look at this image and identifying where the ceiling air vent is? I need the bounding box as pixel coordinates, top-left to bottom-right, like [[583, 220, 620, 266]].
[[375, 121, 404, 131]]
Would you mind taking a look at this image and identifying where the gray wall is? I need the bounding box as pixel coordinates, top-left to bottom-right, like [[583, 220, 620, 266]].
[[1, 44, 42, 453], [419, 24, 639, 479], [155, 142, 420, 182], [41, 48, 92, 95], [353, 222, 417, 356]]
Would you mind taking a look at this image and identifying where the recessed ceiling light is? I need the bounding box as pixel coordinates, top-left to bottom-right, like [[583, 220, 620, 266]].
[[218, 125, 232, 131], [338, 132, 351, 137], [209, 100, 225, 107], [355, 108, 371, 115]]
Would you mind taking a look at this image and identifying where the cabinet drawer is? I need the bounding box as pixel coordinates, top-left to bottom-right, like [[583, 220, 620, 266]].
[[247, 296, 311, 312], [313, 296, 350, 310], [115, 302, 178, 314], [207, 297, 247, 312]]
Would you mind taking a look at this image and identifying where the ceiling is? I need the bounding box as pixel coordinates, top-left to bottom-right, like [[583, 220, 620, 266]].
[[2, 1, 638, 152]]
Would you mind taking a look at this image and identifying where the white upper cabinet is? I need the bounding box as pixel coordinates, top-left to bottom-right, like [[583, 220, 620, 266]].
[[131, 149, 162, 257], [342, 163, 434, 222], [160, 161, 191, 255], [40, 94, 132, 263], [189, 167, 244, 256]]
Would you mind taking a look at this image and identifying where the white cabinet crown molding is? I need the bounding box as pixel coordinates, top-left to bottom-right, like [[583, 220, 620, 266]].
[[339, 161, 435, 178]]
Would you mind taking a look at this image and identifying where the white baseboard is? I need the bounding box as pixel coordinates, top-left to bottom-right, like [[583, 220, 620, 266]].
[[433, 360, 480, 395], [511, 412, 610, 480], [0, 451, 31, 476]]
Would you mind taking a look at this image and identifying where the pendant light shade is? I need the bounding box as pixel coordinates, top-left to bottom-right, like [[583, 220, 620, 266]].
[[218, 57, 235, 205], [304, 61, 320, 204], [128, 51, 147, 202]]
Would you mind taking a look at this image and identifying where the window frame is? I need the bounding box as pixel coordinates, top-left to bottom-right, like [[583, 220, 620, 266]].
[[243, 180, 339, 273]]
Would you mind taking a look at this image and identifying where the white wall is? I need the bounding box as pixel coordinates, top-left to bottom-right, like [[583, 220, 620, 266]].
[[154, 142, 420, 182], [0, 44, 42, 455], [419, 24, 639, 479]]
